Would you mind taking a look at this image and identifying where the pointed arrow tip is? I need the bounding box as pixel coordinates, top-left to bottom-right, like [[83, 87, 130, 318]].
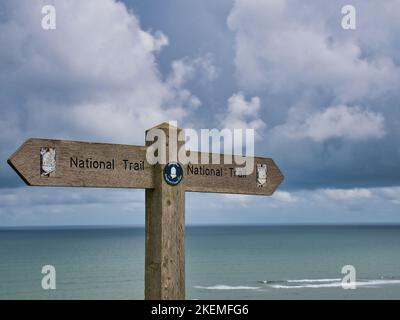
[[7, 142, 33, 186]]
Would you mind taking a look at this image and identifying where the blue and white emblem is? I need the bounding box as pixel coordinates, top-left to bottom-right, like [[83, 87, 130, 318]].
[[163, 162, 183, 186]]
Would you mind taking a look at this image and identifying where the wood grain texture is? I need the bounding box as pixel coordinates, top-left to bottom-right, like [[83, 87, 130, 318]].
[[183, 152, 284, 196], [8, 138, 153, 189], [145, 124, 185, 300], [8, 138, 283, 195]]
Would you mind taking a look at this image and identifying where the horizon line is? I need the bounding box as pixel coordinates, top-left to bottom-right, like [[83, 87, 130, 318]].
[[1, 222, 400, 230]]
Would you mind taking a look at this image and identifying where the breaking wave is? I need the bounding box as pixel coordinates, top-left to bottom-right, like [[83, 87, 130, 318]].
[[194, 285, 261, 290], [263, 278, 400, 289], [287, 278, 341, 283], [194, 277, 400, 291]]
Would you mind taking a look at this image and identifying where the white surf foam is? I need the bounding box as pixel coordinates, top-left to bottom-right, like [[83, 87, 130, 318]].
[[270, 279, 400, 289], [286, 278, 342, 283], [194, 285, 261, 290]]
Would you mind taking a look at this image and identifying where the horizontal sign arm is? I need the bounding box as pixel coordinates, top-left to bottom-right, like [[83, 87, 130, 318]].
[[8, 138, 284, 195], [184, 152, 284, 196], [8, 138, 153, 189]]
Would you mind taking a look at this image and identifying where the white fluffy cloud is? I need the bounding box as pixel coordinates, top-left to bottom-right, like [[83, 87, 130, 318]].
[[0, 188, 143, 207], [272, 191, 298, 203], [377, 187, 400, 204], [0, 187, 145, 226], [323, 188, 372, 201], [167, 54, 218, 89], [0, 0, 213, 146], [222, 92, 266, 138], [221, 190, 297, 208], [227, 0, 399, 102], [319, 187, 400, 205], [286, 105, 385, 142], [186, 186, 400, 225], [165, 54, 218, 112], [227, 0, 399, 144]]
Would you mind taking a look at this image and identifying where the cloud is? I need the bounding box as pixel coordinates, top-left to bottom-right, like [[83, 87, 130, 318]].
[[0, 0, 219, 187], [165, 54, 219, 111], [0, 187, 143, 207], [1, 184, 399, 226], [322, 188, 372, 201], [286, 105, 385, 142], [167, 54, 218, 89], [226, 0, 400, 189], [222, 92, 266, 137], [376, 187, 400, 204], [222, 194, 251, 207], [222, 191, 298, 209], [0, 0, 215, 146], [186, 187, 400, 225], [227, 0, 399, 102], [272, 191, 298, 203], [0, 187, 145, 226], [168, 60, 196, 89]]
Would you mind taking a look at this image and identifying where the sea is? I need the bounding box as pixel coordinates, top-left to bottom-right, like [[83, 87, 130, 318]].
[[0, 225, 400, 300]]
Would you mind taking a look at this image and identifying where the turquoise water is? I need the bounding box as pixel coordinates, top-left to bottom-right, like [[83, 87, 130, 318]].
[[0, 225, 400, 299]]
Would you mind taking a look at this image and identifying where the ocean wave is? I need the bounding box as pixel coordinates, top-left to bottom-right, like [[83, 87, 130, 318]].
[[257, 278, 341, 284], [194, 285, 261, 290], [269, 279, 400, 289], [195, 278, 400, 291], [287, 278, 342, 283]]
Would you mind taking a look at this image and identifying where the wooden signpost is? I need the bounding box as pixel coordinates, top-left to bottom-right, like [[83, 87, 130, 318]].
[[8, 123, 284, 300]]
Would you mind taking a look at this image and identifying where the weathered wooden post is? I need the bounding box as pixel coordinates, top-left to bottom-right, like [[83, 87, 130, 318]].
[[145, 123, 185, 299]]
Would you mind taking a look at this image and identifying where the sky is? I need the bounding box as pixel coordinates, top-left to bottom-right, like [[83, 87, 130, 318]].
[[0, 0, 399, 226]]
